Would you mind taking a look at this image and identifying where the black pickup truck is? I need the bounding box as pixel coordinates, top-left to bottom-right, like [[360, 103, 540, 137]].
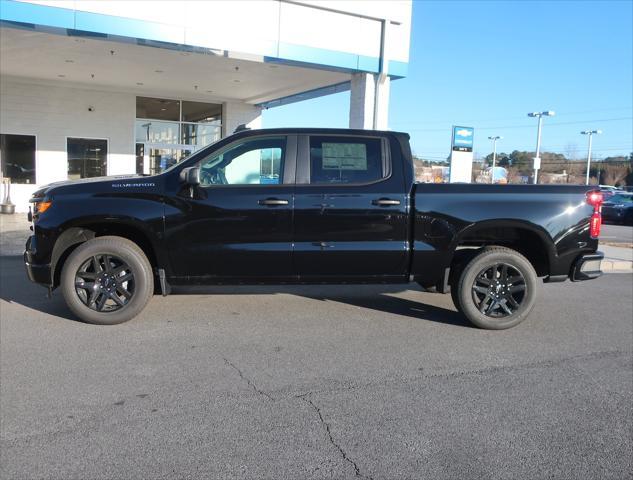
[[24, 128, 604, 329]]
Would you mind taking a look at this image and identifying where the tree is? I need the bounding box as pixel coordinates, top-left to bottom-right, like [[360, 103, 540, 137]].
[[508, 150, 534, 173], [483, 152, 511, 167]]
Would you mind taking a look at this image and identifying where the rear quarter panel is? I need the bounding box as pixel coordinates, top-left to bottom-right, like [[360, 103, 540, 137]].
[[412, 184, 598, 284]]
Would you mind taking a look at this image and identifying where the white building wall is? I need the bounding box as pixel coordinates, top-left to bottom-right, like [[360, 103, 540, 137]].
[[0, 77, 263, 212], [0, 77, 136, 211]]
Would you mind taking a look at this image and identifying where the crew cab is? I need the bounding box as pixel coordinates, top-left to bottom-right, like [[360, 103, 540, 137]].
[[24, 128, 604, 329]]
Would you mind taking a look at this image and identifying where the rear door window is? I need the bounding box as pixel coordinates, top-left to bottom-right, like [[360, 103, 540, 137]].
[[309, 136, 384, 185]]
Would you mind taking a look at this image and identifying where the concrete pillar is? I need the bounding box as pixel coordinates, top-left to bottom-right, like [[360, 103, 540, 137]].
[[349, 72, 390, 130], [373, 73, 390, 130], [222, 101, 262, 138], [349, 73, 375, 129]]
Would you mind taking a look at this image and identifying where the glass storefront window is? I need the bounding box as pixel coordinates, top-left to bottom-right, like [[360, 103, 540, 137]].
[[181, 101, 222, 124], [181, 123, 222, 147], [67, 138, 108, 179], [135, 120, 180, 144], [135, 97, 222, 174], [136, 97, 180, 121], [0, 134, 36, 184]]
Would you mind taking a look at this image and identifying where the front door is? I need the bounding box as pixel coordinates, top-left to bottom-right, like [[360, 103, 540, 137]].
[[165, 135, 296, 280], [293, 134, 409, 280]]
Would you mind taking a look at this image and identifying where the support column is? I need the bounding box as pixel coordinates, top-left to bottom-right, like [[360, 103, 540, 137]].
[[349, 72, 390, 130], [222, 101, 262, 138], [349, 73, 375, 129], [373, 73, 390, 130]]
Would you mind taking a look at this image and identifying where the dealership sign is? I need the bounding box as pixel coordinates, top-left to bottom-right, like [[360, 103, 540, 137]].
[[449, 126, 474, 183], [452, 126, 474, 152]]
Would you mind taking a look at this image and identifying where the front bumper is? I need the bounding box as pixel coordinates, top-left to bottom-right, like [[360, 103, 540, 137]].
[[570, 251, 603, 281], [24, 236, 52, 286]]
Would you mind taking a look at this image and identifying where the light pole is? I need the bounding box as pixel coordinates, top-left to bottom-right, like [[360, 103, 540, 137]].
[[527, 111, 555, 184], [581, 130, 602, 185], [488, 135, 502, 183]]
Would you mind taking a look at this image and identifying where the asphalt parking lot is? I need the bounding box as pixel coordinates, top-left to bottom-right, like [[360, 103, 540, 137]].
[[602, 223, 633, 245], [1, 256, 631, 480]]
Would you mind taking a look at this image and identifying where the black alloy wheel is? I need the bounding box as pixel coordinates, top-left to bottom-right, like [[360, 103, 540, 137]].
[[453, 246, 538, 330], [75, 254, 135, 312], [471, 263, 526, 317]]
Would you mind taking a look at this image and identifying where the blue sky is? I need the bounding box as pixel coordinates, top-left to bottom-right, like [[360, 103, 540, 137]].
[[263, 0, 633, 161]]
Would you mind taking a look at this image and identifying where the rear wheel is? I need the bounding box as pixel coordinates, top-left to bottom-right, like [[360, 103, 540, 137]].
[[61, 236, 153, 325], [454, 246, 538, 329]]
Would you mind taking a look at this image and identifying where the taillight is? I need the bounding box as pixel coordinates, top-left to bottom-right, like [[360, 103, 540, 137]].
[[590, 212, 601, 238], [586, 190, 603, 239], [586, 190, 603, 208]]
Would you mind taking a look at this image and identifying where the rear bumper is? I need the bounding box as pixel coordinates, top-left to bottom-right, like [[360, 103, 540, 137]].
[[24, 236, 52, 286], [570, 252, 603, 281]]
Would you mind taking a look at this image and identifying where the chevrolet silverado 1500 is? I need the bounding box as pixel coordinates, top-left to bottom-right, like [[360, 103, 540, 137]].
[[24, 128, 604, 328]]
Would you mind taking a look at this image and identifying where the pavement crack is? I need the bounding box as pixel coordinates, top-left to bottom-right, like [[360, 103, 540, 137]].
[[297, 393, 373, 480], [223, 358, 274, 401]]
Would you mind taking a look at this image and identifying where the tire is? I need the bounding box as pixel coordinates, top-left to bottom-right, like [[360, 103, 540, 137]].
[[454, 246, 538, 330], [60, 236, 154, 325]]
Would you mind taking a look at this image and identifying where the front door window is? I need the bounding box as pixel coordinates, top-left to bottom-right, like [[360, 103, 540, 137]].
[[198, 137, 285, 186]]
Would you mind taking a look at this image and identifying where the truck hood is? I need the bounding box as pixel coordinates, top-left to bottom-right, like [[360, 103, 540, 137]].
[[32, 174, 160, 198]]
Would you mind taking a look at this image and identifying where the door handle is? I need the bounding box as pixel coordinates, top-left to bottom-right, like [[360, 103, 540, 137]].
[[372, 198, 401, 206], [258, 198, 289, 206]]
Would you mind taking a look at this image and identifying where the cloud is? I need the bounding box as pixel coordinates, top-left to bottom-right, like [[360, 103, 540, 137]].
[[456, 129, 473, 137]]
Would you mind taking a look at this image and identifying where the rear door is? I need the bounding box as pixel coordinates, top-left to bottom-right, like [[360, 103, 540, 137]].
[[293, 133, 410, 280]]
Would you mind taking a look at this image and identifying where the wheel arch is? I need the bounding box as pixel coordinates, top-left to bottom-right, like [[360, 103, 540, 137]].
[[51, 220, 164, 288], [450, 220, 556, 277]]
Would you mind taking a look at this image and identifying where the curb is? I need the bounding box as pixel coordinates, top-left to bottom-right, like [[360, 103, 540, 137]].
[[601, 259, 633, 273]]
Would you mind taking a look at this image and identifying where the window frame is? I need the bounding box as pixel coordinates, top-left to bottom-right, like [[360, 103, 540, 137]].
[[296, 134, 391, 187], [0, 132, 37, 185], [193, 134, 297, 188], [65, 136, 110, 179]]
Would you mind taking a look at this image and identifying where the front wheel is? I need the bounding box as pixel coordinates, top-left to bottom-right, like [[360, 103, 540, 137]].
[[61, 236, 154, 325], [454, 246, 538, 329]]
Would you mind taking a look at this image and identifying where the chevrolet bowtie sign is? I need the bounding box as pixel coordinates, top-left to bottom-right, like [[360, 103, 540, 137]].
[[452, 126, 474, 152]]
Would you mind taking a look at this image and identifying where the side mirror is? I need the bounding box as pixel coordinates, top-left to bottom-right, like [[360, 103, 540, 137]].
[[180, 167, 200, 186]]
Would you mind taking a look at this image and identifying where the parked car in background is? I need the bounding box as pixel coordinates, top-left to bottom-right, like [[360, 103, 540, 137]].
[[599, 185, 626, 199], [602, 192, 633, 225]]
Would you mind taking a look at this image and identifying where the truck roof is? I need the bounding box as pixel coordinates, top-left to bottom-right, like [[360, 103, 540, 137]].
[[230, 127, 410, 139]]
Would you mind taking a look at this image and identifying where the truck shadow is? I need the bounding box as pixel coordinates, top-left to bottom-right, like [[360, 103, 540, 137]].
[[0, 256, 470, 327], [170, 284, 471, 328]]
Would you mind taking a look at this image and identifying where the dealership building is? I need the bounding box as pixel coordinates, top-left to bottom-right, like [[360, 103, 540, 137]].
[[0, 0, 411, 211]]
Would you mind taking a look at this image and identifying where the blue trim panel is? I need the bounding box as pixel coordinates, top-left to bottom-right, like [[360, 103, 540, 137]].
[[388, 61, 408, 78], [358, 55, 380, 73], [0, 0, 409, 77], [278, 42, 359, 71], [0, 0, 74, 29], [75, 11, 184, 44]]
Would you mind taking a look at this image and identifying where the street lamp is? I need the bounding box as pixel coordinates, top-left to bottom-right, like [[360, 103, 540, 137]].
[[581, 130, 602, 185], [527, 111, 555, 184], [488, 136, 502, 183]]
